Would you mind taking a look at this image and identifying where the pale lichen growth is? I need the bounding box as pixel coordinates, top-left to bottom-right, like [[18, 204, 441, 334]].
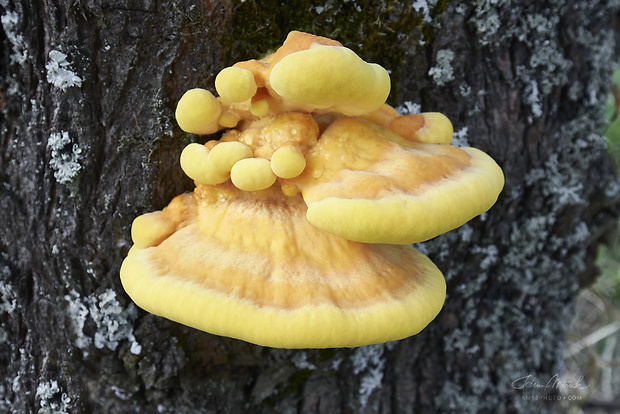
[[64, 289, 141, 356], [451, 127, 470, 147], [1, 11, 28, 65], [151, 91, 175, 139], [0, 265, 16, 347], [575, 26, 617, 105], [350, 344, 386, 408], [291, 352, 317, 370], [394, 101, 421, 115], [0, 384, 9, 413], [470, 244, 499, 270], [36, 380, 70, 414], [0, 280, 16, 315], [468, 0, 508, 46], [421, 3, 620, 410], [523, 77, 543, 118], [47, 131, 82, 185], [459, 83, 472, 97], [412, 0, 432, 22], [526, 154, 585, 210], [428, 49, 455, 86], [426, 122, 608, 411], [45, 50, 82, 91]]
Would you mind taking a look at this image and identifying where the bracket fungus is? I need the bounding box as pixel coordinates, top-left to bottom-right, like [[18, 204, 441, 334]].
[[120, 31, 504, 349]]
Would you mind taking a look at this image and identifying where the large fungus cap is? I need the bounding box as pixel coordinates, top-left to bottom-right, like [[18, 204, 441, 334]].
[[122, 30, 504, 348], [294, 118, 505, 244], [121, 186, 445, 348], [269, 43, 390, 115]]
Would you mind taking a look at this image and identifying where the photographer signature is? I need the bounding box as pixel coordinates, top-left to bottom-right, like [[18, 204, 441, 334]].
[[512, 374, 590, 391]]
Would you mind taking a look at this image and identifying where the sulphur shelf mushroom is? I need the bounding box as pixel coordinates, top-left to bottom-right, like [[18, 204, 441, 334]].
[[120, 31, 504, 349]]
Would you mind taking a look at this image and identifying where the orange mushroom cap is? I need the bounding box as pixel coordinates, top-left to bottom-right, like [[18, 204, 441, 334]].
[[121, 31, 504, 348]]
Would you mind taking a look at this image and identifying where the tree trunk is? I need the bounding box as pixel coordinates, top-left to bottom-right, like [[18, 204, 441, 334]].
[[1, 1, 619, 413]]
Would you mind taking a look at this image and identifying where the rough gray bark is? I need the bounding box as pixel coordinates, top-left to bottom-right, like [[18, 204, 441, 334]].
[[1, 1, 619, 413]]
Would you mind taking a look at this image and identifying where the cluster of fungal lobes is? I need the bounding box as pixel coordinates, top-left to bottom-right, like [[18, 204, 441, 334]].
[[120, 31, 504, 349]]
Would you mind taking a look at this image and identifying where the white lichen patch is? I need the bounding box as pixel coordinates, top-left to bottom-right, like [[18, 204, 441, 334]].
[[459, 83, 472, 97], [151, 93, 175, 139], [47, 131, 82, 185], [350, 343, 386, 408], [0, 280, 17, 315], [330, 357, 343, 371], [575, 27, 616, 105], [0, 384, 9, 413], [452, 127, 470, 147], [466, 2, 580, 120], [524, 78, 543, 118], [412, 0, 432, 22], [291, 352, 316, 370], [525, 152, 586, 210], [1, 11, 28, 65], [395, 101, 421, 115], [36, 380, 71, 414], [428, 49, 455, 86], [64, 289, 141, 356], [469, 2, 504, 46], [471, 244, 499, 270], [45, 50, 82, 91], [110, 385, 132, 401], [0, 268, 16, 346], [421, 63, 613, 408]]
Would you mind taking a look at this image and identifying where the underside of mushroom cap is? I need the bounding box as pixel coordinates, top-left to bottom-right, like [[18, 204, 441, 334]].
[[120, 184, 446, 348], [294, 118, 505, 244]]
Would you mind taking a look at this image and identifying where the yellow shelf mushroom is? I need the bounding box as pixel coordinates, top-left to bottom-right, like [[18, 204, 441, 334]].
[[120, 31, 505, 349], [121, 187, 446, 349]]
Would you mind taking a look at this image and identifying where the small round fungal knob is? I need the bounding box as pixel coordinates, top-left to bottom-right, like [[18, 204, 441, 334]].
[[217, 111, 240, 128], [215, 67, 258, 102], [208, 141, 253, 173], [413, 113, 454, 144], [271, 143, 306, 178], [230, 158, 277, 191], [175, 88, 222, 135], [131, 212, 176, 248], [389, 113, 453, 145], [180, 143, 229, 185], [250, 100, 269, 117]]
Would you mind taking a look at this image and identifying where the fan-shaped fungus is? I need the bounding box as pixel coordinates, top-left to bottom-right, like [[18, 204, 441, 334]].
[[120, 31, 504, 348]]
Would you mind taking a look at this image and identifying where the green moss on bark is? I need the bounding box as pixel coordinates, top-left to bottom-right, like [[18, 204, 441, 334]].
[[228, 0, 443, 99]]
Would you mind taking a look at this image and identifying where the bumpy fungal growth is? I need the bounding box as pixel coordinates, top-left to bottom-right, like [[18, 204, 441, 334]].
[[174, 88, 221, 135], [120, 31, 505, 348]]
